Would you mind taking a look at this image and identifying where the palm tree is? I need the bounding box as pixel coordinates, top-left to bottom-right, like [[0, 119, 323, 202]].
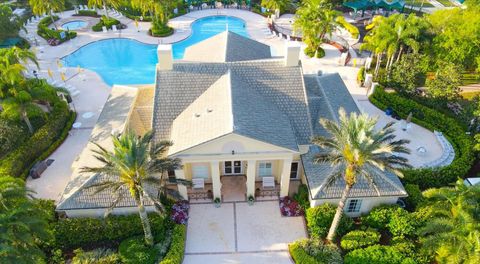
[[294, 0, 339, 57], [418, 180, 480, 264], [80, 130, 189, 246], [0, 176, 52, 263], [88, 0, 120, 19], [312, 108, 411, 242], [0, 47, 38, 96], [1, 91, 40, 134], [28, 0, 65, 30], [261, 0, 290, 16]]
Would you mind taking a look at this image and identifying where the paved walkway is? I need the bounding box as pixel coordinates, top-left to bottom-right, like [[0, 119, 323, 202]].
[[23, 8, 445, 200], [183, 200, 307, 264]]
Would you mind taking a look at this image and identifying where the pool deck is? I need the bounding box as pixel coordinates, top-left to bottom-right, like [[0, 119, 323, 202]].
[[24, 9, 444, 202]]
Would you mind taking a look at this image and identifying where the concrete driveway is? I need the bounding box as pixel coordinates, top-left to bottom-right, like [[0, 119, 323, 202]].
[[183, 200, 307, 264]]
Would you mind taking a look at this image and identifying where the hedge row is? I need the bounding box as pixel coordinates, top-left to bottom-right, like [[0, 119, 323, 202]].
[[53, 213, 171, 251], [160, 224, 186, 264], [288, 242, 319, 264], [73, 10, 100, 17], [92, 16, 121, 31], [369, 86, 474, 189], [0, 102, 73, 179], [37, 16, 77, 43]]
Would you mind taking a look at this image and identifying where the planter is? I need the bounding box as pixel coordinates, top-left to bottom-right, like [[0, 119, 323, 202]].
[[214, 197, 221, 208]]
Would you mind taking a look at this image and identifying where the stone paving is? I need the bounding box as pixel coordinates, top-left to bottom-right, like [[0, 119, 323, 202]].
[[183, 201, 307, 264]]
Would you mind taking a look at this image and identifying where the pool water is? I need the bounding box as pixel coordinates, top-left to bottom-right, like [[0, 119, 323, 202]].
[[63, 16, 248, 85], [62, 20, 88, 30]]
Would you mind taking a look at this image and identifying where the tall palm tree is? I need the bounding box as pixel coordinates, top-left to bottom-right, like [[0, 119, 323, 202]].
[[88, 0, 120, 19], [294, 0, 339, 57], [261, 0, 290, 16], [312, 108, 411, 242], [0, 47, 38, 97], [418, 180, 480, 264], [80, 130, 189, 246], [1, 91, 40, 134], [0, 176, 52, 263], [28, 0, 65, 30]]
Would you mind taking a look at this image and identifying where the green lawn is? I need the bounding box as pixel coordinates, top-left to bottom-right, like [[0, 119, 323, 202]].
[[436, 0, 456, 7], [405, 0, 435, 7]]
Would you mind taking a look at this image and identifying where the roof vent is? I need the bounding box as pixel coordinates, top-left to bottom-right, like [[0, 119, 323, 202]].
[[194, 113, 201, 118], [207, 108, 213, 113]]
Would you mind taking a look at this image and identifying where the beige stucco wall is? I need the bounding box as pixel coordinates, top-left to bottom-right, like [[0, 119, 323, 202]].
[[310, 196, 400, 217], [63, 206, 156, 218]]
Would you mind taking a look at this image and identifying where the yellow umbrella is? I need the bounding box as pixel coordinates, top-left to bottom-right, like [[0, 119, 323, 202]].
[[47, 68, 53, 78], [135, 19, 139, 28], [77, 65, 82, 74], [57, 59, 63, 68], [60, 72, 66, 82], [353, 58, 357, 67]]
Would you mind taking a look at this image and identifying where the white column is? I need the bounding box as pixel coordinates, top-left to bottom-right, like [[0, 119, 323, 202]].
[[174, 168, 188, 200], [246, 160, 256, 198], [280, 157, 293, 197], [210, 161, 222, 200]]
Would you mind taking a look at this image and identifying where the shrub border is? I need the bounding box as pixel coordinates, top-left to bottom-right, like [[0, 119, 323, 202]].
[[369, 86, 474, 189], [160, 224, 186, 264], [288, 241, 319, 264]]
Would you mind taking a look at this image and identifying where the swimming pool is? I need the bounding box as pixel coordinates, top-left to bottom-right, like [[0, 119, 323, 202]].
[[63, 16, 248, 85], [62, 20, 88, 30]]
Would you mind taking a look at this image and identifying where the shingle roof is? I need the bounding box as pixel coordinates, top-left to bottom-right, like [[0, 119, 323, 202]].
[[153, 60, 313, 148], [183, 31, 271, 62], [301, 73, 407, 199]]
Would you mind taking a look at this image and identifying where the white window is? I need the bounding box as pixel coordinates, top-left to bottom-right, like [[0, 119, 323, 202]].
[[258, 162, 272, 177], [192, 164, 209, 179], [346, 199, 362, 213]]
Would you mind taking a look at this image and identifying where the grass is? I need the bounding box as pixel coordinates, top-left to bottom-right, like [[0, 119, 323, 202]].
[[405, 0, 435, 7], [436, 0, 456, 7]]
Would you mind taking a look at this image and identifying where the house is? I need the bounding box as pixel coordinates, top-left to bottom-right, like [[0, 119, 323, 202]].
[[56, 31, 407, 218]]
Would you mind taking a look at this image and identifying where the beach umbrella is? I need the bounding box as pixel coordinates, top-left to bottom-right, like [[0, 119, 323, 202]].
[[60, 72, 66, 82], [47, 68, 53, 79], [77, 65, 82, 74], [57, 59, 63, 68]]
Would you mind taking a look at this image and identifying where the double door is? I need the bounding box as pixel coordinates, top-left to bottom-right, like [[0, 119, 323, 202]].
[[223, 160, 243, 175]]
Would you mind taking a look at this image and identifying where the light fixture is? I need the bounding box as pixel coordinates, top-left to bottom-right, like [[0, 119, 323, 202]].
[[231, 150, 235, 155]]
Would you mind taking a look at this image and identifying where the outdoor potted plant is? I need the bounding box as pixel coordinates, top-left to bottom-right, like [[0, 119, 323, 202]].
[[247, 195, 255, 206], [214, 197, 221, 208]]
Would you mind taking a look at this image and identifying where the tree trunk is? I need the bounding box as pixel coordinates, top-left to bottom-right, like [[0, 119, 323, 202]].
[[22, 110, 34, 134], [103, 1, 109, 19], [137, 195, 154, 246], [50, 10, 58, 30], [374, 53, 382, 77], [326, 184, 352, 242], [396, 46, 404, 63]]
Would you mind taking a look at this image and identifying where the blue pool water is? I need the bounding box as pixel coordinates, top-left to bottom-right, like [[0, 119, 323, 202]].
[[62, 20, 88, 30], [63, 16, 248, 85]]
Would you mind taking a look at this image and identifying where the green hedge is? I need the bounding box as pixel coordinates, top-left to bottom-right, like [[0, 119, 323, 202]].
[[369, 86, 474, 189], [160, 225, 186, 264], [306, 203, 353, 239], [344, 245, 415, 264], [37, 16, 77, 43], [150, 25, 174, 37], [0, 102, 73, 179], [92, 16, 121, 31], [289, 242, 319, 264], [73, 10, 100, 17], [119, 236, 157, 264], [53, 213, 170, 251], [341, 229, 381, 251]]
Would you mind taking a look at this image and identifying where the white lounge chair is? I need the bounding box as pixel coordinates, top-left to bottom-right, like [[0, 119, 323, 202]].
[[112, 25, 118, 32], [192, 178, 205, 189], [262, 177, 275, 189], [102, 26, 108, 33]]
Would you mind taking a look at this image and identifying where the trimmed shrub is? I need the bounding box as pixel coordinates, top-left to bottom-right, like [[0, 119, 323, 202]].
[[149, 25, 174, 37], [74, 10, 100, 17], [37, 16, 77, 45], [369, 86, 474, 189], [72, 248, 120, 264], [362, 205, 417, 237], [306, 203, 353, 238], [316, 47, 326, 58], [304, 46, 316, 58], [341, 229, 381, 251], [362, 205, 399, 230], [160, 224, 186, 264], [92, 16, 122, 31], [289, 238, 342, 264], [344, 245, 415, 264], [0, 102, 73, 178], [0, 119, 28, 158], [294, 184, 310, 210], [357, 66, 366, 85], [119, 236, 157, 264], [53, 213, 170, 251], [404, 184, 425, 210]]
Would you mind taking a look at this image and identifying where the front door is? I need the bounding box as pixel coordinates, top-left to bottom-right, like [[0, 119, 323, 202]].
[[223, 161, 243, 175]]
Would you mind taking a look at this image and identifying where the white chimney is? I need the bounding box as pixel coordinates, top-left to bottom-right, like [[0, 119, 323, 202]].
[[157, 44, 173, 70], [284, 41, 301, 67]]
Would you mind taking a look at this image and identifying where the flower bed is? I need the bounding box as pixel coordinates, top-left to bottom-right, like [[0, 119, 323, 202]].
[[280, 196, 304, 217], [170, 200, 189, 225]]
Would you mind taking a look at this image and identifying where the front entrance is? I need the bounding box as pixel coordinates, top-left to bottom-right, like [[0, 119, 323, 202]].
[[223, 160, 244, 175], [221, 175, 247, 202]]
